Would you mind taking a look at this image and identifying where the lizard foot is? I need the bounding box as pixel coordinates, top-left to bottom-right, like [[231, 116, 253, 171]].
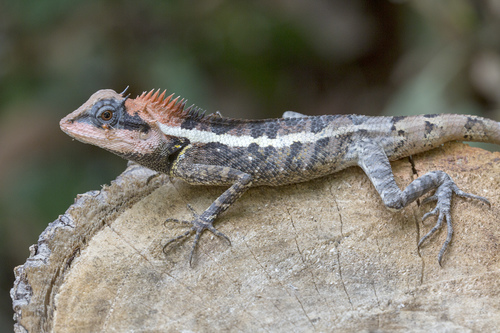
[[163, 204, 231, 266], [418, 181, 490, 266]]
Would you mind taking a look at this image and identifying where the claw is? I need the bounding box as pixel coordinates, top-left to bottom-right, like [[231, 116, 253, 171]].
[[437, 211, 453, 266], [422, 207, 438, 222], [418, 184, 490, 266], [207, 225, 232, 246], [162, 228, 195, 250], [163, 205, 232, 265], [418, 209, 445, 248], [455, 190, 491, 207], [164, 217, 192, 228], [186, 204, 198, 217], [164, 217, 178, 228], [188, 230, 203, 266], [421, 195, 437, 205]]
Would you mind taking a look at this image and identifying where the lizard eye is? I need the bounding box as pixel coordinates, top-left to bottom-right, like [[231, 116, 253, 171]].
[[92, 99, 122, 127], [96, 106, 118, 124], [100, 110, 113, 121]]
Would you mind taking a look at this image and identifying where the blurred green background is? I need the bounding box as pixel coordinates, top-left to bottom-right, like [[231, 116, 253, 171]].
[[1, 0, 499, 329]]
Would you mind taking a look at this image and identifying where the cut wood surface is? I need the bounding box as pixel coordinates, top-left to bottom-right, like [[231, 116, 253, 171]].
[[11, 142, 500, 332]]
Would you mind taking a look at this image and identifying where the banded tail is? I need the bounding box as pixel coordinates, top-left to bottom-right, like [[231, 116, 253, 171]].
[[387, 114, 500, 160]]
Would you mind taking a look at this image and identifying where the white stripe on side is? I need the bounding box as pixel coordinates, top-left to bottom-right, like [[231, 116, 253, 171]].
[[158, 122, 346, 148]]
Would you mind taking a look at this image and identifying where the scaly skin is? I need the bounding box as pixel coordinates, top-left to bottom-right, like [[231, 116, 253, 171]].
[[60, 88, 500, 266]]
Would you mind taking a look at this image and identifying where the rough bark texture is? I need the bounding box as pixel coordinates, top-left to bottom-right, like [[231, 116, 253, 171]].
[[11, 143, 500, 332]]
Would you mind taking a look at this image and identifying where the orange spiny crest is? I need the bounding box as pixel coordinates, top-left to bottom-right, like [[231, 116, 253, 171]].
[[133, 88, 193, 124], [151, 89, 167, 103], [137, 89, 186, 112], [161, 93, 176, 108], [168, 95, 180, 107], [164, 96, 187, 115], [158, 90, 166, 102], [144, 89, 154, 100]]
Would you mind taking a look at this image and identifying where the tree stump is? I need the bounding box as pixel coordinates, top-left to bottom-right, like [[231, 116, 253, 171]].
[[11, 143, 500, 332]]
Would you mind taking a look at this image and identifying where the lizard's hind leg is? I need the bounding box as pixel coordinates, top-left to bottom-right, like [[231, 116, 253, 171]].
[[355, 139, 490, 265]]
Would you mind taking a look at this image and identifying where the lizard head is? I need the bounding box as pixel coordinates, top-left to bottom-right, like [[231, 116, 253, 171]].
[[60, 88, 188, 172]]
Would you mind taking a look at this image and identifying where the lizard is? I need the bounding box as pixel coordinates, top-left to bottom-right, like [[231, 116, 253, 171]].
[[60, 88, 500, 266]]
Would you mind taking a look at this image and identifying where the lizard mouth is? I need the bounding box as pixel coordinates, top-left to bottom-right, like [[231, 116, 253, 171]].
[[59, 116, 72, 135], [59, 108, 94, 140], [59, 113, 95, 143]]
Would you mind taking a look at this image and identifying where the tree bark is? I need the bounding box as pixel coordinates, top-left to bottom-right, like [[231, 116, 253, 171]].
[[11, 142, 500, 332]]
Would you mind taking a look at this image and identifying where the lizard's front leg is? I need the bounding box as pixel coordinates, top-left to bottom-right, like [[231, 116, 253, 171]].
[[355, 139, 490, 265], [165, 163, 253, 265]]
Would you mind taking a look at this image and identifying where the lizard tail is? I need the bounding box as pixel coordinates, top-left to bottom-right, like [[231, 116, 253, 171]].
[[387, 114, 500, 160], [452, 114, 500, 145], [411, 114, 500, 145]]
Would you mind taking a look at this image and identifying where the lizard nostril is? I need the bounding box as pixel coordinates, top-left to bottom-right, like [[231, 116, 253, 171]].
[[59, 118, 73, 132]]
